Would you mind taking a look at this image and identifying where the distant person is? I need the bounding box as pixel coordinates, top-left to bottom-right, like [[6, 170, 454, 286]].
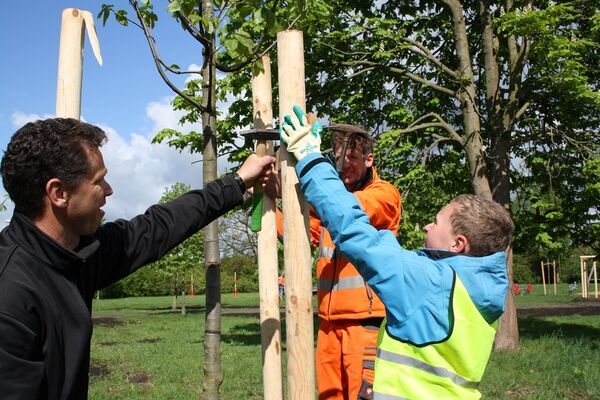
[[0, 118, 274, 399], [278, 273, 285, 300], [279, 106, 515, 399], [513, 282, 521, 295], [527, 282, 533, 294]]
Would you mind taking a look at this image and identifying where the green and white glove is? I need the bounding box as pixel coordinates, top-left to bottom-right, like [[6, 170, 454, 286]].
[[280, 105, 323, 161]]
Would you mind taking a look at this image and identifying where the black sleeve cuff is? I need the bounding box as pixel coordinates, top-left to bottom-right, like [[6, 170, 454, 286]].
[[299, 157, 331, 179], [231, 172, 246, 193]]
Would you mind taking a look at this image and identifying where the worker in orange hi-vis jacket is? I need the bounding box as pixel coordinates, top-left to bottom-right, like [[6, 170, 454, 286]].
[[267, 124, 402, 400]]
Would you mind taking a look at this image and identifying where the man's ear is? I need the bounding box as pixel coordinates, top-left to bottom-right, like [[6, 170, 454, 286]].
[[451, 234, 469, 254], [365, 153, 374, 168], [45, 178, 69, 208]]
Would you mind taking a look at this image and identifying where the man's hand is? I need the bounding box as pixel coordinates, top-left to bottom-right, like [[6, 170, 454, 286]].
[[264, 169, 282, 199], [280, 105, 323, 161], [236, 154, 276, 189]]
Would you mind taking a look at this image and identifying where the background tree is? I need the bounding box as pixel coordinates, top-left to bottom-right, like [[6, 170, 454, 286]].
[[219, 206, 258, 258], [102, 182, 205, 298], [223, 0, 599, 350]]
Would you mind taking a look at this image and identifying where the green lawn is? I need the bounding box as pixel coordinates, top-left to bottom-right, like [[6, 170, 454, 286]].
[[90, 287, 600, 399]]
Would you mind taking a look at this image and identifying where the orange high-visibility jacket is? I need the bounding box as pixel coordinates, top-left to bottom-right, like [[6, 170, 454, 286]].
[[279, 167, 401, 321]]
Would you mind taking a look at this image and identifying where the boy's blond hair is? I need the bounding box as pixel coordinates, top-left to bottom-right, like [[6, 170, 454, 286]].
[[449, 194, 515, 257]]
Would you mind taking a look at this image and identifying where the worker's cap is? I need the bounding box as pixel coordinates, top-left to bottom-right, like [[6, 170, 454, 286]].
[[326, 123, 369, 135], [327, 123, 373, 154]]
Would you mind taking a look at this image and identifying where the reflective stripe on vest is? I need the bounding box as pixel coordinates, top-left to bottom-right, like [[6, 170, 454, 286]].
[[373, 274, 498, 400], [317, 275, 366, 292], [376, 349, 479, 388]]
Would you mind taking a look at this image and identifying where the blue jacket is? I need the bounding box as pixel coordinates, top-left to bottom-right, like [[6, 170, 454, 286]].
[[296, 154, 508, 344]]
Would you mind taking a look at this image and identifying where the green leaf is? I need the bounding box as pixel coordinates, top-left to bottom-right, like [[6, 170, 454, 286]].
[[167, 0, 181, 14]]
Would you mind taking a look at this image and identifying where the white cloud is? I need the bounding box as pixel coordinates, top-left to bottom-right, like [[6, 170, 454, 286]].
[[1, 102, 208, 226], [0, 93, 246, 229], [98, 98, 205, 221]]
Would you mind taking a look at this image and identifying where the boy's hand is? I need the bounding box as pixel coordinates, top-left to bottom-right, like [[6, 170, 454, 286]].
[[280, 105, 323, 161]]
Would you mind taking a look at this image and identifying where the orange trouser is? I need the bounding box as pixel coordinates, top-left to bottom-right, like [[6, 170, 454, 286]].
[[316, 318, 381, 400]]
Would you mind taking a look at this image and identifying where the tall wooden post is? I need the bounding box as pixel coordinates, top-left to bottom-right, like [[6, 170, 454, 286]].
[[541, 261, 547, 296], [582, 258, 589, 298], [552, 260, 557, 295], [593, 261, 598, 298], [252, 55, 283, 400], [277, 30, 316, 400], [56, 8, 102, 118]]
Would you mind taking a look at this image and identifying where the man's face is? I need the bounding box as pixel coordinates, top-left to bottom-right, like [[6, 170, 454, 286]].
[[333, 144, 373, 192], [423, 203, 459, 251], [64, 145, 113, 238]]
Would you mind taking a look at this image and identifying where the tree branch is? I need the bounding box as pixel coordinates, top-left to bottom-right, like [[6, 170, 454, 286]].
[[401, 37, 459, 79], [132, 0, 207, 113], [215, 0, 287, 72], [397, 112, 463, 144], [172, 4, 212, 48], [382, 112, 464, 165], [338, 59, 457, 96]]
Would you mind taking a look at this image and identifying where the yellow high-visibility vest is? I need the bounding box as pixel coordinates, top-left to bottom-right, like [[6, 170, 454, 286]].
[[373, 273, 498, 400]]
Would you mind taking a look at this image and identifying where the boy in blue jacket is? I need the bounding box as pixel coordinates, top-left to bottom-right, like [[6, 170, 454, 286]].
[[280, 106, 514, 399]]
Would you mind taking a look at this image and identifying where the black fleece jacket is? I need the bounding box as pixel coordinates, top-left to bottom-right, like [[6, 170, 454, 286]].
[[0, 174, 243, 400]]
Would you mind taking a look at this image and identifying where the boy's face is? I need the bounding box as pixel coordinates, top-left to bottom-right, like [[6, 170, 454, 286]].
[[424, 203, 462, 252]]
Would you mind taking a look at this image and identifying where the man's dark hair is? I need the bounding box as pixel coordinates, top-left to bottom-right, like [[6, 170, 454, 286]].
[[1, 118, 107, 219]]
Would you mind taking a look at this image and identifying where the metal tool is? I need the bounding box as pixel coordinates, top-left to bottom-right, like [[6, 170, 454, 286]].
[[241, 128, 280, 232]]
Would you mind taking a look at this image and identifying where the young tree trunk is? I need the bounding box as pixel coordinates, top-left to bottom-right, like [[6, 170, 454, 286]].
[[201, 2, 222, 398]]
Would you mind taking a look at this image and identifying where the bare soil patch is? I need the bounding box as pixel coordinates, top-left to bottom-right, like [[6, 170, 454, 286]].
[[518, 299, 600, 317], [89, 360, 110, 378], [128, 372, 151, 385]]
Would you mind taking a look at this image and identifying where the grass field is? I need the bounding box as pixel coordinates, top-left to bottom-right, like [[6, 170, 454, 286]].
[[90, 284, 600, 399]]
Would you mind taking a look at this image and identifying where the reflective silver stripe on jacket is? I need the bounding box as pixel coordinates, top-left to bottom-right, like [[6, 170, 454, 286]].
[[318, 226, 334, 259], [317, 275, 366, 291], [376, 348, 480, 389], [373, 393, 410, 400], [319, 246, 335, 259]]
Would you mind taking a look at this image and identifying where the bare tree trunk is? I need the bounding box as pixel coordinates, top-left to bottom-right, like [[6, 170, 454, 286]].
[[444, 0, 492, 199], [494, 246, 519, 350], [201, 2, 222, 398], [447, 0, 519, 350], [489, 133, 519, 350]]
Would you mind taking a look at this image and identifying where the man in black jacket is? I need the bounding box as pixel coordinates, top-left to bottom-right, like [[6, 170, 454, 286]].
[[0, 118, 274, 399]]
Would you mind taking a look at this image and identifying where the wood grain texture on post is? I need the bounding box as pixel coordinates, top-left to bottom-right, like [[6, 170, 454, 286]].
[[252, 55, 283, 400], [56, 8, 102, 118], [277, 30, 316, 400]]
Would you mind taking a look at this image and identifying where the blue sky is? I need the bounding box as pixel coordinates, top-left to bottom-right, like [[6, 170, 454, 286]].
[[0, 1, 235, 224]]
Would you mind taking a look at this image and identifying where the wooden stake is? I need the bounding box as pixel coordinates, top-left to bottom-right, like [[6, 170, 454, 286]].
[[583, 259, 588, 298], [594, 261, 598, 298], [277, 29, 315, 400], [541, 261, 547, 296], [580, 257, 584, 298], [252, 55, 283, 400], [56, 8, 102, 118], [552, 260, 557, 295]]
